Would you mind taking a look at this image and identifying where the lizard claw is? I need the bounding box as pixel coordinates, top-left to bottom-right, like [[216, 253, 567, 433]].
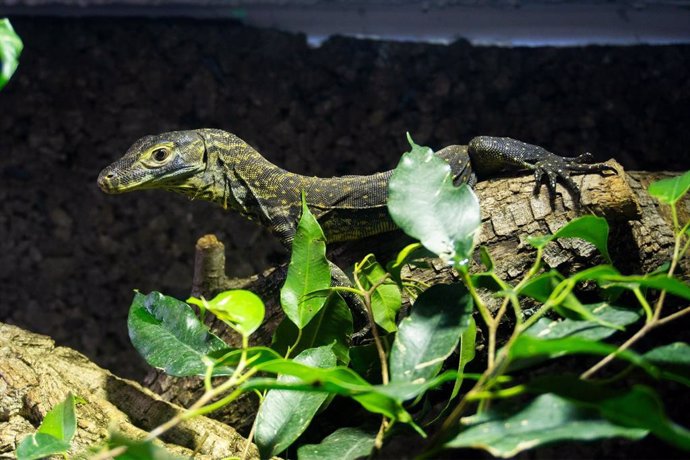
[[571, 152, 594, 164], [532, 155, 580, 199], [531, 152, 613, 201]]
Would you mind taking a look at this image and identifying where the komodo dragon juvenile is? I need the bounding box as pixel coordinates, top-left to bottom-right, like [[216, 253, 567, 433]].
[[97, 129, 614, 248]]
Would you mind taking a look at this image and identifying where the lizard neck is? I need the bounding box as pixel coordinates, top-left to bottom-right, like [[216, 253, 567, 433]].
[[197, 129, 309, 221]]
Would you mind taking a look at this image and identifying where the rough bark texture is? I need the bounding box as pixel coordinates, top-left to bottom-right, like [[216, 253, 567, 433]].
[[146, 164, 688, 433], [0, 323, 258, 459]]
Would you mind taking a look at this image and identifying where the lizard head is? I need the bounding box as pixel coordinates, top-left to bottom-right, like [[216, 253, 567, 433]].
[[98, 130, 208, 195]]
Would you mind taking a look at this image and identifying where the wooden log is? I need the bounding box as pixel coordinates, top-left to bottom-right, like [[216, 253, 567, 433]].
[[0, 323, 258, 459]]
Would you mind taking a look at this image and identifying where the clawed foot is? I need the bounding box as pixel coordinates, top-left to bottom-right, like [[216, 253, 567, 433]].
[[532, 152, 617, 201]]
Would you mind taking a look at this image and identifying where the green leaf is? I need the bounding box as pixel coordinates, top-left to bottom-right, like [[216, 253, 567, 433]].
[[280, 197, 331, 329], [470, 272, 509, 292], [210, 346, 282, 369], [479, 246, 494, 271], [272, 293, 353, 364], [445, 393, 647, 457], [243, 360, 416, 423], [297, 427, 376, 460], [359, 256, 401, 332], [518, 271, 562, 301], [388, 136, 481, 267], [452, 317, 477, 400], [390, 283, 473, 383], [37, 392, 76, 442], [16, 393, 77, 460], [255, 346, 337, 458], [509, 334, 658, 377], [644, 342, 690, 387], [429, 318, 478, 425], [519, 269, 623, 330], [525, 303, 641, 341], [188, 289, 264, 337], [648, 170, 690, 205], [350, 342, 383, 383], [128, 291, 231, 377], [529, 376, 690, 451], [0, 19, 22, 91], [386, 242, 435, 285], [528, 215, 611, 263], [600, 274, 690, 302], [16, 434, 71, 460]]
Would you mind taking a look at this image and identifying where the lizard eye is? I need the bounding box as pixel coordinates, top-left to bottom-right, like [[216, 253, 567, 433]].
[[151, 148, 170, 163]]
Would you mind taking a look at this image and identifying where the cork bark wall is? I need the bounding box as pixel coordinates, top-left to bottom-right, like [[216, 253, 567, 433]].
[[0, 17, 689, 380]]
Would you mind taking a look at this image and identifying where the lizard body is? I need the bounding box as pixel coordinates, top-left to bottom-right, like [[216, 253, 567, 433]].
[[98, 128, 613, 246]]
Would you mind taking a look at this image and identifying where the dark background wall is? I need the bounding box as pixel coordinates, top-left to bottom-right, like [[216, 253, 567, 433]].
[[1, 17, 689, 380]]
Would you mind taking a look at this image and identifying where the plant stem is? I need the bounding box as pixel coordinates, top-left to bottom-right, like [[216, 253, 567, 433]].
[[580, 322, 651, 379], [657, 304, 690, 326], [353, 266, 389, 385], [373, 417, 389, 452], [582, 213, 687, 378], [459, 269, 493, 330]]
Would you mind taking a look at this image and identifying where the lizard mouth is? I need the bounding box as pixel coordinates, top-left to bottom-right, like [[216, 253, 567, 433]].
[[97, 165, 149, 194], [97, 163, 201, 194], [97, 169, 123, 194]]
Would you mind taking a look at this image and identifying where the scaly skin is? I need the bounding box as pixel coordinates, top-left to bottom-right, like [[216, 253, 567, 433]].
[[97, 128, 614, 246]]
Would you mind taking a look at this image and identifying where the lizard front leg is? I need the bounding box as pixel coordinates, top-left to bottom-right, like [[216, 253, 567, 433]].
[[468, 136, 616, 198]]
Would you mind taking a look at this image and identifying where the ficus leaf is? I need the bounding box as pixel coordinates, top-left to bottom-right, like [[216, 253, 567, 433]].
[[359, 256, 401, 332], [128, 291, 231, 377], [254, 346, 337, 458], [390, 283, 473, 384], [527, 215, 610, 263], [280, 196, 331, 329], [445, 393, 647, 457], [648, 170, 690, 205], [297, 427, 376, 460], [388, 135, 480, 268], [188, 289, 265, 337], [16, 393, 76, 460]]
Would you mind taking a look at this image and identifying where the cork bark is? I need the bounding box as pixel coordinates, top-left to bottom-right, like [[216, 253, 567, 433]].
[[0, 323, 258, 459]]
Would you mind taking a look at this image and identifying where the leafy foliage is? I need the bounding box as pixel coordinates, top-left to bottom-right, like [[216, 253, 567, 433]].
[[358, 256, 401, 332], [118, 143, 690, 459], [272, 293, 353, 363]]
